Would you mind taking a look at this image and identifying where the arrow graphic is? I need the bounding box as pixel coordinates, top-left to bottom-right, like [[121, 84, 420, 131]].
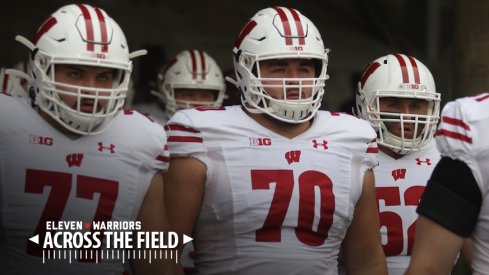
[[29, 234, 39, 244], [183, 234, 193, 245]]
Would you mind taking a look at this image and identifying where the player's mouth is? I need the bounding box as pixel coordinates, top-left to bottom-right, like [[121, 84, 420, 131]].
[[79, 99, 100, 113], [286, 91, 306, 100]]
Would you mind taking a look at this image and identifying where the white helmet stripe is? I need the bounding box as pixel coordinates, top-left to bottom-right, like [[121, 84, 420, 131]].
[[286, 7, 305, 45], [76, 4, 109, 53], [272, 7, 305, 46], [393, 53, 421, 84], [93, 6, 109, 53], [76, 4, 95, 51], [406, 55, 420, 84]]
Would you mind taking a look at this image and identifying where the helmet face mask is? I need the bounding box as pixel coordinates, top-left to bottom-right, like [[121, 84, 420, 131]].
[[154, 50, 226, 118], [356, 54, 441, 154], [233, 7, 329, 124], [20, 4, 136, 135], [39, 63, 127, 134]]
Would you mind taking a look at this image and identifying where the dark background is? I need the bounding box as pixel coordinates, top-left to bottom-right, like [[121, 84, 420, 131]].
[[1, 0, 486, 110]]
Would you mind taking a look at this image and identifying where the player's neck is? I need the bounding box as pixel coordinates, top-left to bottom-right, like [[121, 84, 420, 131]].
[[245, 109, 312, 139], [38, 109, 81, 139], [379, 145, 405, 160]]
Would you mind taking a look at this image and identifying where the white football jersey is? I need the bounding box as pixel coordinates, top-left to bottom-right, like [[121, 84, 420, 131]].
[[375, 143, 440, 275], [435, 93, 489, 275], [166, 106, 378, 275], [0, 95, 169, 275]]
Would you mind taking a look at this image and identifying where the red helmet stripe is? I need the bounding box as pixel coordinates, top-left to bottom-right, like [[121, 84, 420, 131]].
[[273, 7, 292, 45], [235, 20, 257, 49], [33, 16, 57, 45], [198, 49, 206, 80], [189, 50, 197, 80], [77, 4, 95, 52], [287, 8, 305, 45], [94, 7, 108, 53], [163, 58, 177, 75], [407, 55, 420, 84], [393, 53, 409, 83], [359, 62, 381, 89]]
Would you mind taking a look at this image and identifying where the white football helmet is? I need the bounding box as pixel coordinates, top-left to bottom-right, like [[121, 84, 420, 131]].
[[232, 7, 329, 123], [15, 4, 145, 135], [356, 54, 441, 154], [152, 49, 225, 117]]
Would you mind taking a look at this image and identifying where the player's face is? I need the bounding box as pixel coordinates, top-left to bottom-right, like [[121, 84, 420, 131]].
[[174, 88, 216, 108], [379, 97, 430, 139], [54, 64, 115, 113], [258, 58, 315, 100]]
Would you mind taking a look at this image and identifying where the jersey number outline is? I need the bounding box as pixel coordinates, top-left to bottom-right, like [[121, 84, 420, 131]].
[[251, 169, 335, 247], [376, 185, 424, 256], [25, 169, 118, 258]]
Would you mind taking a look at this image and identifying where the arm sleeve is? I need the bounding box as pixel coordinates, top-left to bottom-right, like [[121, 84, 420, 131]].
[[418, 99, 484, 237], [165, 111, 207, 158], [417, 157, 482, 237]]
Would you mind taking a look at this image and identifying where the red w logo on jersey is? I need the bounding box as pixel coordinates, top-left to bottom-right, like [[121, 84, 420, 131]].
[[391, 169, 407, 181], [285, 150, 301, 164], [66, 153, 84, 167]]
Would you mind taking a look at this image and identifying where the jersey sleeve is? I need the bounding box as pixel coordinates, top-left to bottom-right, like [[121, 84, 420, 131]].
[[363, 137, 379, 170], [153, 129, 170, 172], [125, 111, 170, 173], [434, 100, 483, 190], [165, 110, 207, 158], [435, 100, 474, 162]]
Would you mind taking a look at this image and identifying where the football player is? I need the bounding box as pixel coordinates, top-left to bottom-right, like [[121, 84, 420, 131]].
[[0, 4, 179, 275], [406, 92, 489, 275], [164, 7, 387, 275], [356, 53, 441, 274], [134, 49, 225, 125]]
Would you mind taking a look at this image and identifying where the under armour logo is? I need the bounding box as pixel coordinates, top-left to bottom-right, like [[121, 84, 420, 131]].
[[66, 153, 84, 167], [285, 150, 301, 164], [312, 139, 328, 150], [98, 142, 115, 154], [415, 158, 431, 166], [392, 169, 407, 181]]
